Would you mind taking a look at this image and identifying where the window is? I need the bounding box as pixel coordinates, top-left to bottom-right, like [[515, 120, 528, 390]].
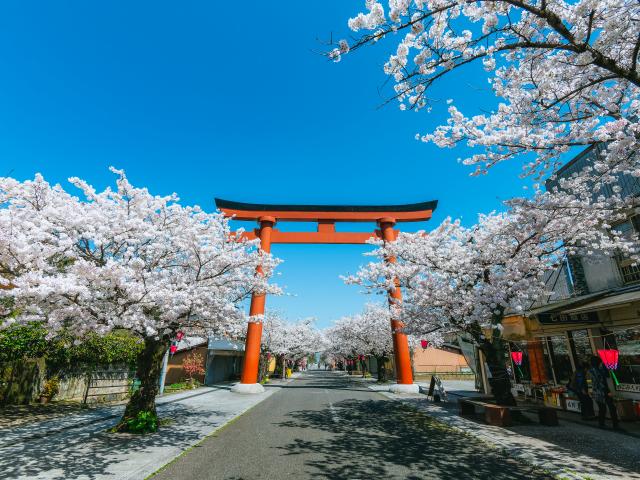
[[616, 258, 640, 284], [614, 216, 640, 284], [613, 327, 640, 385], [546, 335, 573, 385]]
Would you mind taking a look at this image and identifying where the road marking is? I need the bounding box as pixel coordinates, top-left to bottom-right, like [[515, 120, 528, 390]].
[[324, 389, 339, 423]]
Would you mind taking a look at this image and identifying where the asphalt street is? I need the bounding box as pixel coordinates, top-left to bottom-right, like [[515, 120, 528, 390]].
[[151, 370, 551, 480]]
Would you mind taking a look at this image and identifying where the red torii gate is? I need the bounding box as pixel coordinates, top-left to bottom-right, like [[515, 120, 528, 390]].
[[215, 198, 438, 394]]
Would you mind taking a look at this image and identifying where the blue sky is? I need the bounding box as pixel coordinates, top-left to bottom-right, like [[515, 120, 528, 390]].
[[0, 1, 531, 327]]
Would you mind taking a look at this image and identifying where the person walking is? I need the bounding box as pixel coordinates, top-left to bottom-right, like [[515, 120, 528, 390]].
[[588, 355, 620, 430], [569, 362, 595, 419]]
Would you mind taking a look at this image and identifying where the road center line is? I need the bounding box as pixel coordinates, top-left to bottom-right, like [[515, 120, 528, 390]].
[[324, 389, 339, 423]]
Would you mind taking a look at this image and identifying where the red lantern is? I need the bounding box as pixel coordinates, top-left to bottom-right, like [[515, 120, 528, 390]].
[[598, 348, 620, 386], [170, 344, 177, 355], [598, 349, 619, 370], [176, 331, 184, 342], [511, 351, 523, 366], [421, 340, 429, 349]]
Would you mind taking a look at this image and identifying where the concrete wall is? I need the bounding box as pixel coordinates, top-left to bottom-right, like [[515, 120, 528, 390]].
[[0, 359, 44, 405], [59, 364, 133, 403], [412, 348, 469, 374], [0, 360, 132, 405]]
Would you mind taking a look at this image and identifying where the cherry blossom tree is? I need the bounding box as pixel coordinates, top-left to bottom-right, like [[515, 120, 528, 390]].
[[325, 303, 397, 382], [332, 1, 640, 189], [347, 190, 637, 404], [258, 311, 288, 380], [0, 170, 278, 430], [261, 313, 322, 378]]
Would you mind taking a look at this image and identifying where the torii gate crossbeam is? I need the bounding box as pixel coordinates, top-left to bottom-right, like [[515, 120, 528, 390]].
[[215, 198, 438, 394]]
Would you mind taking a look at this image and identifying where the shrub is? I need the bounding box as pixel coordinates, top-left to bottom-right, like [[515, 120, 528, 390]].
[[41, 376, 60, 399], [182, 351, 205, 380], [125, 410, 158, 434], [0, 324, 143, 372]]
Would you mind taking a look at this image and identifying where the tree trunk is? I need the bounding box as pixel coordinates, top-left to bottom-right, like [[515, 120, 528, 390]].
[[376, 355, 389, 383], [279, 355, 286, 379], [258, 351, 268, 383], [115, 336, 169, 432], [82, 370, 92, 405], [470, 323, 516, 406]]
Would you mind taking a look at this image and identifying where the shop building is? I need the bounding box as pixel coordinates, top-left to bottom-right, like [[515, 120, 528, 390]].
[[498, 145, 640, 419], [163, 336, 245, 386]]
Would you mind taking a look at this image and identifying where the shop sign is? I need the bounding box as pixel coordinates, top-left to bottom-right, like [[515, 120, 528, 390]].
[[537, 311, 599, 324], [616, 383, 640, 393], [565, 399, 581, 413]]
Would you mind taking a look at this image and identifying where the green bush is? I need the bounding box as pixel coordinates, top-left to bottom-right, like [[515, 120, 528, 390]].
[[125, 410, 158, 434], [40, 376, 60, 399], [0, 324, 143, 373]]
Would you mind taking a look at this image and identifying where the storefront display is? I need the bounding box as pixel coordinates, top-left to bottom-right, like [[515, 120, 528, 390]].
[[543, 386, 566, 409], [613, 326, 640, 387]]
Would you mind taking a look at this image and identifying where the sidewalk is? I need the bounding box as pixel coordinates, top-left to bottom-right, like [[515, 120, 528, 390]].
[[420, 379, 640, 438], [0, 378, 292, 479], [368, 380, 640, 480]]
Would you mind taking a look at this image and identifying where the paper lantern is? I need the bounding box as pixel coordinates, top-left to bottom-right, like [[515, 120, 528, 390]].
[[511, 351, 523, 366], [421, 340, 429, 349], [169, 344, 177, 355], [598, 349, 620, 386], [598, 349, 619, 370], [176, 331, 184, 342]]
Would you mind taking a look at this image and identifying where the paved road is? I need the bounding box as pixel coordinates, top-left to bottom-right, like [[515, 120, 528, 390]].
[[152, 371, 550, 480]]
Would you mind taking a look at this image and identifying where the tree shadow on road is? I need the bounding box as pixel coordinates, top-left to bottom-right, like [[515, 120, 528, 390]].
[[0, 402, 222, 480], [276, 398, 552, 480]]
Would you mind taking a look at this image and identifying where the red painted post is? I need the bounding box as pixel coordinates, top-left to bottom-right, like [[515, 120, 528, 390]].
[[239, 216, 274, 386], [379, 218, 414, 386]]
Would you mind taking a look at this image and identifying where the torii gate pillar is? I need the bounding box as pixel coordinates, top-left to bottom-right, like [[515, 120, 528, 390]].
[[218, 199, 437, 395], [231, 217, 274, 394], [379, 218, 419, 394]]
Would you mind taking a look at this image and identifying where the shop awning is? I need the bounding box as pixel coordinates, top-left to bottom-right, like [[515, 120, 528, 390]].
[[527, 292, 607, 316], [562, 289, 640, 315]]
